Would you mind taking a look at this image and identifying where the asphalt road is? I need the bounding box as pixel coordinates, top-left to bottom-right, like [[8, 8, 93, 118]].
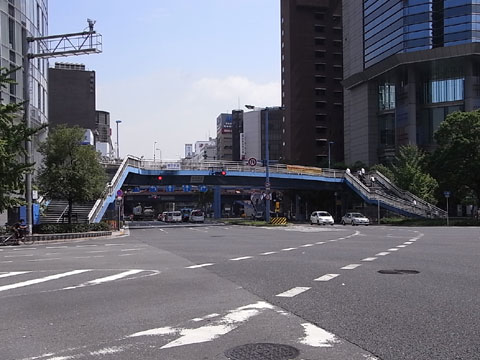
[[0, 224, 478, 360]]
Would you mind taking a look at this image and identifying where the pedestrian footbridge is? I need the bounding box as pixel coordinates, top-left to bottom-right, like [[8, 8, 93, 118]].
[[87, 156, 446, 223]]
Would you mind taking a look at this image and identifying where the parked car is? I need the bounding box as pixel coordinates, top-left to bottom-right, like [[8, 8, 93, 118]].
[[158, 211, 168, 221], [189, 209, 205, 223], [310, 211, 334, 225], [341, 212, 370, 226], [165, 211, 182, 223]]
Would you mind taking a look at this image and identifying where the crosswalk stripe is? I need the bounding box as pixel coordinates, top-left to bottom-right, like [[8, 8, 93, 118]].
[[0, 269, 90, 292], [0, 271, 30, 279]]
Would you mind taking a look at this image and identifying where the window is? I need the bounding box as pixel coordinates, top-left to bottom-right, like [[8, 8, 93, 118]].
[[423, 78, 464, 104], [378, 83, 396, 110]]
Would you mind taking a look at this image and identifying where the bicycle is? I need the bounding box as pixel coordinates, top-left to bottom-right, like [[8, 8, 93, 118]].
[[0, 225, 35, 246]]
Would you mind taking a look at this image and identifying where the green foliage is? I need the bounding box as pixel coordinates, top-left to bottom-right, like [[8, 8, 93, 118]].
[[380, 217, 479, 227], [370, 164, 394, 181], [33, 222, 110, 234], [431, 110, 480, 206], [37, 125, 107, 223], [0, 67, 45, 212], [391, 145, 438, 204]]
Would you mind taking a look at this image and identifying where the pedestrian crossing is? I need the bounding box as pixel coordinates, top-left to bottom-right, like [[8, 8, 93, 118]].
[[0, 269, 159, 294]]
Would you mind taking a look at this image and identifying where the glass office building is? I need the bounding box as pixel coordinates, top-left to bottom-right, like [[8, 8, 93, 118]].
[[343, 0, 480, 165]]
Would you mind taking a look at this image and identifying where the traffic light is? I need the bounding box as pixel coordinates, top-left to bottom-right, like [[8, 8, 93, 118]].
[[213, 170, 227, 176], [221, 170, 226, 176], [157, 176, 163, 181]]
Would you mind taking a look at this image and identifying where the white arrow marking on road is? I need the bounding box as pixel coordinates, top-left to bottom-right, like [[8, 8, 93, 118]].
[[0, 271, 30, 278], [186, 263, 214, 269], [0, 270, 90, 292], [341, 264, 362, 270], [299, 323, 339, 347], [314, 274, 340, 281], [276, 287, 311, 297]]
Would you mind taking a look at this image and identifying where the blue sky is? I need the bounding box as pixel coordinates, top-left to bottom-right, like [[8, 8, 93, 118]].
[[48, 0, 281, 159]]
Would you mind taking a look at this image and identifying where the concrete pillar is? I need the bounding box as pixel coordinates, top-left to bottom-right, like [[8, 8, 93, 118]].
[[213, 186, 221, 219], [407, 66, 417, 144]]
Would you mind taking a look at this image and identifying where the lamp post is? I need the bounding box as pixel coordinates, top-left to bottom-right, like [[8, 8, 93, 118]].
[[115, 120, 122, 159], [328, 141, 334, 169], [245, 105, 283, 223]]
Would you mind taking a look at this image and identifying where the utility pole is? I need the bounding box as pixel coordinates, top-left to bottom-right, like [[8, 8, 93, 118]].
[[23, 20, 102, 233]]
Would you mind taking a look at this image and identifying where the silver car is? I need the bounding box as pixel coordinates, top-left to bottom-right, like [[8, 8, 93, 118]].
[[310, 211, 334, 225], [341, 212, 369, 226]]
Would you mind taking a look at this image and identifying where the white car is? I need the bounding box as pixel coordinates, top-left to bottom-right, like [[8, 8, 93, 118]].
[[165, 211, 182, 223], [310, 211, 334, 225], [341, 212, 369, 226], [189, 209, 205, 223]]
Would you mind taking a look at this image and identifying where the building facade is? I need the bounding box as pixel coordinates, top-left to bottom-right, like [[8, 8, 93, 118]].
[[48, 62, 96, 131], [95, 110, 114, 159], [216, 113, 233, 161], [281, 0, 344, 166], [0, 0, 49, 163], [343, 0, 480, 165]]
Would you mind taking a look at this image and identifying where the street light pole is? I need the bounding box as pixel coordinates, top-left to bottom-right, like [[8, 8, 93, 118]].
[[264, 108, 271, 223], [154, 141, 157, 162], [328, 141, 334, 169], [116, 120, 122, 159]]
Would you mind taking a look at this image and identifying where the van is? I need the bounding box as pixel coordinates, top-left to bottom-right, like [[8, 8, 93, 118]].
[[189, 210, 205, 223]]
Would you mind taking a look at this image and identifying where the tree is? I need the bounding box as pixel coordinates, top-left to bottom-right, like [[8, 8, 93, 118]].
[[0, 67, 43, 212], [431, 110, 480, 207], [37, 125, 106, 224], [391, 145, 438, 204]]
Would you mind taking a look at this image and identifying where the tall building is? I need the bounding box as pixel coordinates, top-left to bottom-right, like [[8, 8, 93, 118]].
[[231, 110, 244, 161], [216, 113, 233, 161], [243, 109, 284, 162], [343, 0, 480, 165], [0, 0, 49, 162], [48, 62, 96, 131], [281, 0, 344, 166]]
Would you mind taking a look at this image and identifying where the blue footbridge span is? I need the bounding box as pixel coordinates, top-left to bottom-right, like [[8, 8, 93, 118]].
[[87, 156, 446, 223]]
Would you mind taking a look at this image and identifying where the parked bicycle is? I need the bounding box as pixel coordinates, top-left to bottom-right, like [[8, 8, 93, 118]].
[[0, 223, 34, 246]]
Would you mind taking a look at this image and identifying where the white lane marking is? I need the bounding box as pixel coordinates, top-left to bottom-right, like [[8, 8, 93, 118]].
[[299, 323, 339, 348], [87, 250, 108, 254], [89, 346, 126, 356], [28, 258, 61, 262], [129, 326, 177, 337], [192, 313, 220, 322], [104, 244, 125, 246], [404, 242, 413, 244], [121, 248, 143, 252], [316, 241, 325, 244], [300, 244, 314, 248], [314, 274, 340, 282], [276, 287, 311, 297], [281, 247, 297, 251], [260, 251, 277, 255], [0, 271, 30, 279], [362, 257, 377, 262], [4, 254, 34, 258], [118, 254, 133, 257], [62, 270, 145, 290], [75, 245, 97, 248], [13, 248, 37, 251], [46, 246, 68, 249], [329, 239, 338, 242], [341, 264, 362, 270], [0, 270, 90, 292], [229, 256, 253, 261], [0, 261, 13, 263], [396, 245, 407, 248], [45, 253, 60, 256], [375, 252, 390, 256], [387, 248, 399, 251], [186, 263, 214, 269]]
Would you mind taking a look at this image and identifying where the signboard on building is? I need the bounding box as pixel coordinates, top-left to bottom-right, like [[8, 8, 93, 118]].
[[165, 162, 181, 170]]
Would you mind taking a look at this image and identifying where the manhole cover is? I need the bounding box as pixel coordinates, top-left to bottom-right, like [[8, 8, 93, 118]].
[[378, 269, 420, 275], [225, 343, 299, 360]]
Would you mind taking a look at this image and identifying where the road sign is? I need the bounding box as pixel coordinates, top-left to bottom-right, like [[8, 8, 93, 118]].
[[247, 157, 257, 166], [166, 185, 175, 192], [149, 186, 157, 192], [183, 185, 192, 192], [198, 185, 208, 192], [444, 191, 451, 198], [116, 189, 123, 197]]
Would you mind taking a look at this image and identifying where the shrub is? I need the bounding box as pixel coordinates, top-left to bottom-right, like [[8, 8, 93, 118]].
[[33, 222, 110, 234]]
